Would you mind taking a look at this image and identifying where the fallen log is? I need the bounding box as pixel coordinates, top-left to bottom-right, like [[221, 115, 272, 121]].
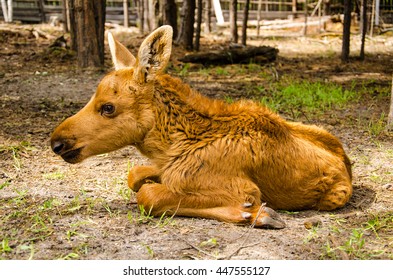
[[178, 45, 278, 65]]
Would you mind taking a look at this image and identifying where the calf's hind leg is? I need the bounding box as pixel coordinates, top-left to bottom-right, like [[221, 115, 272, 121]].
[[317, 180, 353, 211], [136, 182, 285, 229]]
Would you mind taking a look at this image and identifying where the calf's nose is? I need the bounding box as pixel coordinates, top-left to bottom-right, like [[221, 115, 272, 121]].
[[51, 140, 65, 155]]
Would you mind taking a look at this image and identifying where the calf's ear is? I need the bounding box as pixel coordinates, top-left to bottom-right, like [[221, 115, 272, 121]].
[[108, 32, 136, 70], [134, 25, 173, 83]]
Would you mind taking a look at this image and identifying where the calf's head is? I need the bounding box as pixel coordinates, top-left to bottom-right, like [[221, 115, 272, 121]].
[[50, 26, 173, 163]]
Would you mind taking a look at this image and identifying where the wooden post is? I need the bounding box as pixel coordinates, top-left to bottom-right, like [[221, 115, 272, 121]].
[[124, 0, 129, 27], [375, 0, 380, 26], [213, 0, 224, 24], [7, 0, 12, 22], [303, 0, 308, 36], [257, 0, 262, 37], [38, 0, 46, 23], [292, 0, 297, 14], [1, 0, 10, 22]]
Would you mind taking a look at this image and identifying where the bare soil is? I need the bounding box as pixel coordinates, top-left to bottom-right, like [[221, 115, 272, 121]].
[[0, 23, 392, 260]]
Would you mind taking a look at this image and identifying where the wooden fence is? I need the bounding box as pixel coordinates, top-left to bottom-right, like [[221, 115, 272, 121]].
[[0, 0, 138, 24], [1, 0, 392, 25]]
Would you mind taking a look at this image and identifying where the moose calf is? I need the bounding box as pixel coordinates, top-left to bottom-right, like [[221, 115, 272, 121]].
[[51, 26, 352, 229]]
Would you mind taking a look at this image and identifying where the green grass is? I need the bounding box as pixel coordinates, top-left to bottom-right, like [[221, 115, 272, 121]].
[[0, 180, 11, 190], [319, 212, 393, 259], [368, 112, 386, 137], [215, 67, 229, 76], [43, 171, 65, 180], [142, 243, 155, 258], [0, 141, 35, 171], [259, 80, 359, 118], [128, 205, 154, 224]]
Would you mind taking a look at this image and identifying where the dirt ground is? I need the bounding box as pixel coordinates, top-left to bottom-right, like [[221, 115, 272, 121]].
[[0, 23, 392, 260]]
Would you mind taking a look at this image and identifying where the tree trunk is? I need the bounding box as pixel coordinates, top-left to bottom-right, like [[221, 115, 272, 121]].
[[163, 0, 178, 39], [69, 0, 106, 68], [177, 0, 195, 50], [62, 0, 69, 32], [195, 0, 203, 51], [341, 0, 352, 62], [38, 0, 45, 22], [303, 0, 308, 36], [359, 0, 367, 60], [147, 0, 158, 31], [230, 0, 238, 43], [205, 0, 211, 34], [144, 0, 151, 31], [241, 0, 250, 45], [388, 75, 393, 131], [137, 0, 144, 33]]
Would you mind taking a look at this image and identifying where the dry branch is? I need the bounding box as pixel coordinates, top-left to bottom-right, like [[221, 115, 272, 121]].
[[179, 46, 278, 65]]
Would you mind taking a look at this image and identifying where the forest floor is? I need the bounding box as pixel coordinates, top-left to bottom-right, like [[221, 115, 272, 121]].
[[0, 23, 392, 260]]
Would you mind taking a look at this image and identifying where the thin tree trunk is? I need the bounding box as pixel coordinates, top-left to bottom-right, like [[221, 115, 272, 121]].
[[370, 0, 375, 36], [230, 0, 238, 43], [205, 0, 211, 34], [341, 0, 352, 62], [137, 0, 144, 34], [360, 0, 367, 60], [147, 0, 157, 31], [195, 0, 203, 51], [144, 0, 151, 31], [124, 0, 129, 27], [241, 0, 250, 46], [177, 0, 195, 50], [163, 0, 178, 39], [303, 0, 308, 36], [388, 75, 393, 131], [62, 0, 68, 32], [257, 0, 262, 37]]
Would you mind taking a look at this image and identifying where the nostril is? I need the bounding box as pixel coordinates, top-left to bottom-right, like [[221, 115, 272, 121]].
[[52, 141, 65, 155]]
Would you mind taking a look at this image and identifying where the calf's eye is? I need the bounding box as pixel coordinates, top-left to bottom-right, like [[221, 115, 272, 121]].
[[101, 103, 115, 115]]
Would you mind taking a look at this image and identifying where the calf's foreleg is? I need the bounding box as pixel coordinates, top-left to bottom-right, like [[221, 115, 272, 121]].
[[135, 181, 285, 229]]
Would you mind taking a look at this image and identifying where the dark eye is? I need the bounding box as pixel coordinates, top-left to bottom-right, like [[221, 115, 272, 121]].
[[101, 103, 115, 115]]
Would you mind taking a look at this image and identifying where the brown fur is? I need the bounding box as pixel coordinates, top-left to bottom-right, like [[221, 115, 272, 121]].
[[51, 26, 352, 228]]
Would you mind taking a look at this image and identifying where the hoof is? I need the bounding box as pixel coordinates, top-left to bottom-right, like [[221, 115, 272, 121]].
[[241, 212, 252, 219], [258, 206, 286, 229], [259, 216, 286, 229], [242, 202, 253, 208]]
